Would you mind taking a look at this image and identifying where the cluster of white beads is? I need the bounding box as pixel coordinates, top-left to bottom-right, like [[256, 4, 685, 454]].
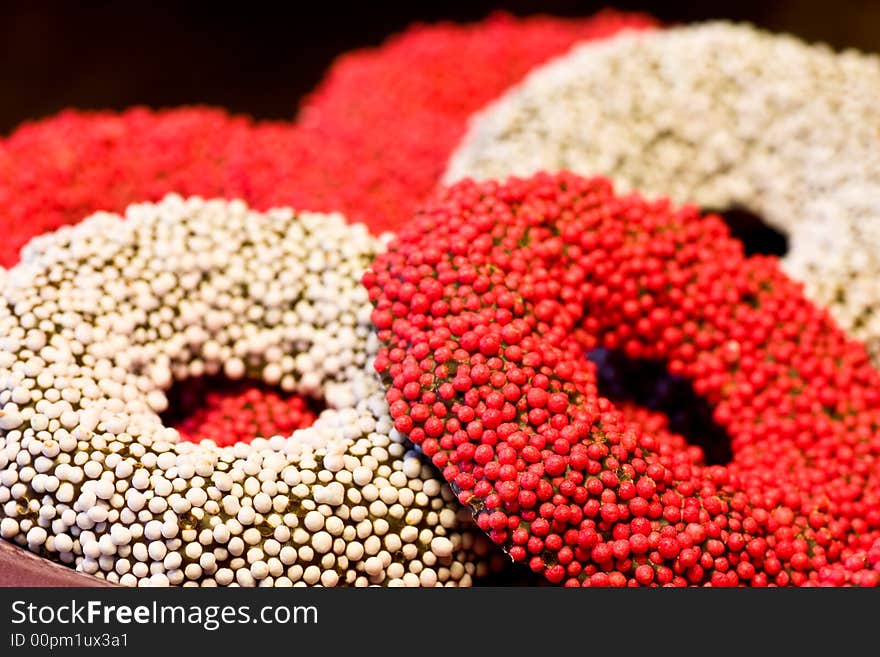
[[446, 22, 880, 361], [0, 195, 498, 586]]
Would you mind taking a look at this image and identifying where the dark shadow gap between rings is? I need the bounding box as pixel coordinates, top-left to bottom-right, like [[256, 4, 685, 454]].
[[476, 561, 550, 586], [588, 348, 734, 466], [708, 206, 789, 257]]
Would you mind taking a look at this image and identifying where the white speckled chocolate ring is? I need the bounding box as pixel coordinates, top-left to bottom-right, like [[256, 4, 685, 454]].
[[0, 195, 498, 587]]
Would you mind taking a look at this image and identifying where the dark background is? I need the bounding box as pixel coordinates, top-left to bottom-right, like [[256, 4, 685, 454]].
[[1, 0, 879, 135]]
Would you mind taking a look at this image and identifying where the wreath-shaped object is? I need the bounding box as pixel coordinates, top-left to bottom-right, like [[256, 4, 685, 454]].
[[366, 172, 880, 586], [0, 195, 496, 586]]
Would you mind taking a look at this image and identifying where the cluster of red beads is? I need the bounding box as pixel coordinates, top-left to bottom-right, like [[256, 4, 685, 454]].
[[365, 172, 880, 586], [0, 11, 654, 268], [297, 10, 654, 233], [0, 108, 304, 269], [168, 382, 318, 447], [618, 404, 705, 471]]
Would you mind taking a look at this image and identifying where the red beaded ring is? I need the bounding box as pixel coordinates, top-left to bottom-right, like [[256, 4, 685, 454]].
[[297, 10, 655, 233], [365, 172, 880, 586]]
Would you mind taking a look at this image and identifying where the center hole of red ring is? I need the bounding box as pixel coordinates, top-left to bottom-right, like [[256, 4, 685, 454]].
[[709, 206, 788, 257], [588, 348, 733, 466], [160, 376, 325, 447]]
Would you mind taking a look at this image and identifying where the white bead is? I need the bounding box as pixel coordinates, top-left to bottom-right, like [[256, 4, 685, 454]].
[[303, 510, 324, 532], [311, 531, 333, 554], [26, 526, 47, 546], [430, 536, 454, 558], [364, 556, 384, 577], [147, 541, 167, 561], [0, 518, 19, 538], [0, 410, 23, 430]]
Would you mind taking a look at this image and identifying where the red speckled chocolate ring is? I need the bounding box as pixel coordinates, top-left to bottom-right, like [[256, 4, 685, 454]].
[[366, 172, 880, 586]]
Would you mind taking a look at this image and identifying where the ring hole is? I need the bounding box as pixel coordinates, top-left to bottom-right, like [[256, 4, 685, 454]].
[[160, 376, 325, 446], [476, 562, 549, 586], [588, 348, 733, 466], [708, 206, 788, 257]]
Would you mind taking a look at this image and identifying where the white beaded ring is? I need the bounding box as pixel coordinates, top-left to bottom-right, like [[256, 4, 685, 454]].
[[446, 22, 880, 363], [0, 195, 497, 586]]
